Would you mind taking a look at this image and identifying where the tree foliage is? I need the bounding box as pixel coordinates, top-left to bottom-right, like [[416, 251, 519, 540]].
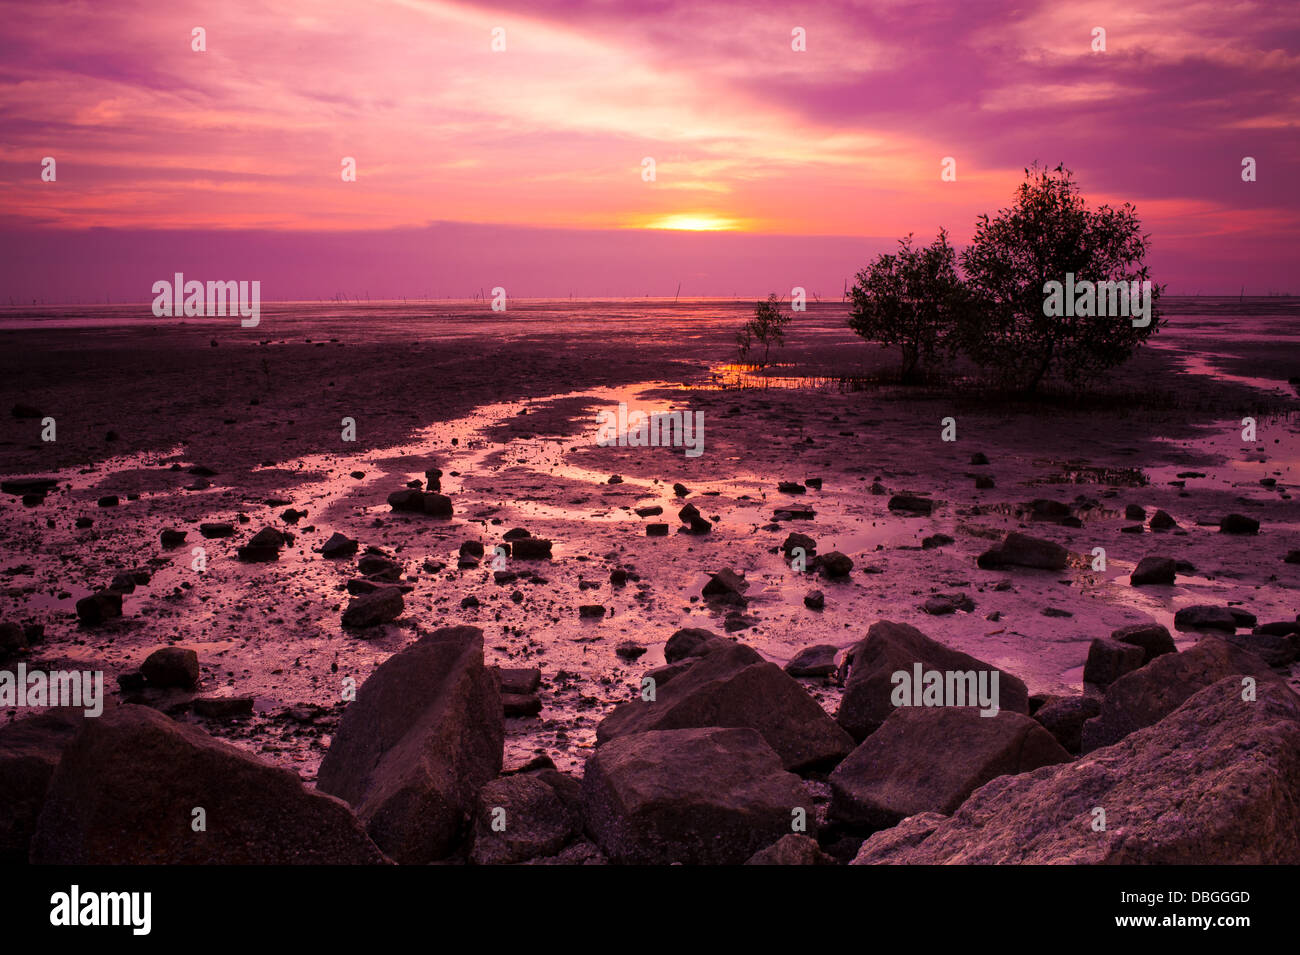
[[847, 229, 966, 383], [957, 163, 1161, 391]]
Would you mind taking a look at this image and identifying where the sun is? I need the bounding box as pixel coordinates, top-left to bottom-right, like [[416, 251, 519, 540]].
[[644, 214, 738, 231]]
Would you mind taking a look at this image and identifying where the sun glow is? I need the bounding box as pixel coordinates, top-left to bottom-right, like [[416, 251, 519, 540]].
[[644, 214, 739, 231]]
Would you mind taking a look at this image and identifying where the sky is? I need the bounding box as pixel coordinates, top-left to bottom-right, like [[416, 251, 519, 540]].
[[0, 0, 1296, 301]]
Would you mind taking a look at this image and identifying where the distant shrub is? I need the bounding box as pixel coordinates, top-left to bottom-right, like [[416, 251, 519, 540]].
[[737, 293, 792, 366], [847, 229, 966, 383]]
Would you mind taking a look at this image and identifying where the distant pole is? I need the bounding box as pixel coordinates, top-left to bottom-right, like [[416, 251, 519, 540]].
[[675, 281, 681, 303]]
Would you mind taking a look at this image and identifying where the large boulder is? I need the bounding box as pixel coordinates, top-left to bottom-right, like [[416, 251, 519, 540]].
[[976, 532, 1068, 571], [1110, 622, 1176, 663], [1081, 636, 1275, 752], [850, 677, 1300, 863], [835, 621, 1029, 741], [581, 727, 812, 865], [316, 626, 503, 864], [469, 769, 584, 865], [596, 641, 853, 772], [1173, 604, 1238, 632], [1130, 556, 1175, 586], [745, 833, 836, 865], [1033, 695, 1101, 754], [829, 708, 1069, 831], [28, 705, 387, 864], [341, 587, 404, 629], [1081, 637, 1145, 687], [0, 708, 84, 862]]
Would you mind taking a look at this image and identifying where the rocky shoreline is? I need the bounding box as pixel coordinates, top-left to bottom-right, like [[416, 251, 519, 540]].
[[2, 305, 1299, 864]]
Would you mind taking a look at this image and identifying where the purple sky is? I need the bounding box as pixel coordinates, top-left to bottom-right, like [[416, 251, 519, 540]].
[[1, 0, 1296, 300]]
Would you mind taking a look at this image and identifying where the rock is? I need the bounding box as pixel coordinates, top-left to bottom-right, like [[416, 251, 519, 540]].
[[1220, 513, 1260, 534], [785, 644, 837, 677], [1028, 499, 1071, 521], [510, 537, 553, 560], [850, 812, 948, 864], [1255, 620, 1300, 636], [141, 647, 200, 689], [745, 833, 835, 865], [664, 628, 718, 663], [849, 677, 1300, 863], [1149, 509, 1177, 530], [1081, 636, 1276, 751], [970, 452, 989, 465], [672, 483, 689, 497], [0, 622, 26, 658], [581, 727, 813, 865], [921, 534, 954, 549], [357, 553, 401, 580], [635, 505, 662, 517], [503, 528, 531, 540], [470, 770, 583, 865], [0, 709, 84, 862], [498, 667, 541, 695], [321, 532, 359, 558], [646, 523, 669, 537], [974, 476, 995, 489], [829, 708, 1069, 831], [192, 696, 255, 720], [1033, 695, 1101, 754], [28, 706, 387, 864], [387, 489, 453, 517], [237, 526, 285, 562], [921, 593, 974, 615], [1130, 556, 1175, 586], [503, 693, 542, 717], [702, 569, 749, 605], [160, 529, 187, 547], [9, 404, 44, 419], [976, 532, 1068, 571], [1221, 630, 1298, 667], [1285, 550, 1300, 564], [805, 477, 822, 489], [108, 571, 136, 594], [316, 626, 503, 864], [342, 587, 405, 629], [607, 474, 623, 485], [74, 590, 122, 625], [835, 621, 1029, 740], [1082, 638, 1146, 687], [199, 522, 235, 538], [777, 481, 805, 494], [1173, 604, 1238, 632], [816, 551, 853, 578], [887, 495, 933, 516], [781, 532, 817, 558], [578, 604, 606, 619], [96, 495, 118, 508], [803, 589, 825, 611], [1110, 622, 1176, 663], [1124, 504, 1146, 520], [597, 641, 853, 772], [615, 640, 645, 660], [772, 507, 814, 521]]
